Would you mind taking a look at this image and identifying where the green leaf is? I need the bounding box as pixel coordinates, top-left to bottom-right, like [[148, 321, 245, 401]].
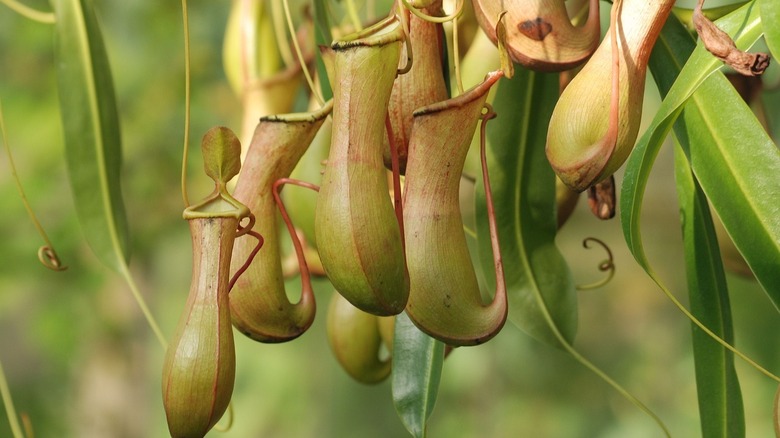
[[677, 76, 780, 303], [674, 144, 745, 438], [53, 0, 129, 272], [760, 0, 780, 57], [622, 0, 780, 303], [651, 14, 746, 437], [475, 66, 577, 347], [313, 0, 333, 101], [392, 312, 444, 438], [201, 126, 241, 185]]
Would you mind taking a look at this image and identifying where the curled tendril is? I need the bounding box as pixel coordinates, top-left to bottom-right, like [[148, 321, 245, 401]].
[[0, 0, 55, 24], [395, 12, 414, 75], [480, 102, 497, 121], [235, 213, 256, 238], [400, 0, 464, 24], [37, 246, 67, 271], [212, 402, 234, 433], [2, 97, 66, 273], [576, 237, 615, 291], [229, 228, 264, 292]]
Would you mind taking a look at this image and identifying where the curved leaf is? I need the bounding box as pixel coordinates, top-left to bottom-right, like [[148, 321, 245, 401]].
[[53, 0, 129, 271], [391, 312, 444, 438], [651, 15, 746, 437], [677, 75, 779, 303], [675, 145, 745, 438], [760, 0, 780, 57], [475, 66, 577, 347], [622, 0, 780, 304]]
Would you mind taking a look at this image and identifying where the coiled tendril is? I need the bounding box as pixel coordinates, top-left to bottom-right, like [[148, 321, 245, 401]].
[[576, 237, 615, 291]]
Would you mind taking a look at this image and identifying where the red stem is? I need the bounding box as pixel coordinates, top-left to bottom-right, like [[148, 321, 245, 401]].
[[385, 114, 406, 251], [272, 177, 320, 300], [479, 106, 506, 304], [229, 229, 264, 292]]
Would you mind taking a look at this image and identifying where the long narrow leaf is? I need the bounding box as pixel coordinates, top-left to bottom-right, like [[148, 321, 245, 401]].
[[760, 0, 780, 57], [53, 0, 129, 271], [475, 66, 577, 347], [675, 144, 745, 438], [392, 312, 445, 438], [678, 76, 780, 302], [621, 0, 780, 304], [650, 15, 746, 437]]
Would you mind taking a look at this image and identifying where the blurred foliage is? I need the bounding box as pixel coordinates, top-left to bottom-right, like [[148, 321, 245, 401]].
[[0, 0, 779, 437]]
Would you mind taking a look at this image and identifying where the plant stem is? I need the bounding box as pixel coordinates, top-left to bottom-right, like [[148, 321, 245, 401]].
[[345, 0, 363, 31], [0, 97, 65, 271], [283, 0, 324, 105], [180, 0, 192, 208], [120, 263, 168, 350], [270, 0, 295, 66], [0, 0, 54, 24], [0, 359, 25, 438]]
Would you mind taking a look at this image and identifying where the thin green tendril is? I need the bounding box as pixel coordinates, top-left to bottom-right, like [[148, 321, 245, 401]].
[[212, 401, 234, 432], [0, 97, 66, 271], [451, 4, 464, 94], [395, 9, 413, 75], [180, 0, 192, 208], [400, 0, 463, 24], [270, 0, 295, 66], [283, 0, 324, 105], [576, 237, 615, 291], [120, 263, 168, 350], [0, 359, 26, 438], [0, 0, 54, 24], [345, 0, 363, 31]]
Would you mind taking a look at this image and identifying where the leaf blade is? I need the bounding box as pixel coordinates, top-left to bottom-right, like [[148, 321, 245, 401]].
[[53, 0, 129, 271], [674, 144, 745, 438], [391, 312, 444, 438], [621, 0, 777, 300], [650, 14, 746, 437], [760, 0, 780, 58]]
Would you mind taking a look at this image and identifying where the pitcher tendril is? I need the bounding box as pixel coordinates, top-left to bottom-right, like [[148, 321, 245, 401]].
[[0, 98, 66, 271], [345, 0, 363, 31], [576, 237, 616, 291], [37, 246, 65, 271], [0, 0, 55, 23], [270, 0, 295, 66], [451, 2, 464, 94], [385, 115, 406, 249], [180, 0, 192, 207], [228, 216, 264, 292], [283, 0, 324, 105], [395, 10, 414, 75], [212, 402, 234, 433], [400, 0, 463, 24], [273, 177, 319, 292], [0, 359, 26, 438]]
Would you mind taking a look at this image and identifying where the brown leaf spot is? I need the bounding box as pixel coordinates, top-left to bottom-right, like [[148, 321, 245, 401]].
[[518, 18, 553, 41]]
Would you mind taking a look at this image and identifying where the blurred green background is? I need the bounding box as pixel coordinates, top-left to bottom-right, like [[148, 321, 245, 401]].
[[1, 0, 779, 437]]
